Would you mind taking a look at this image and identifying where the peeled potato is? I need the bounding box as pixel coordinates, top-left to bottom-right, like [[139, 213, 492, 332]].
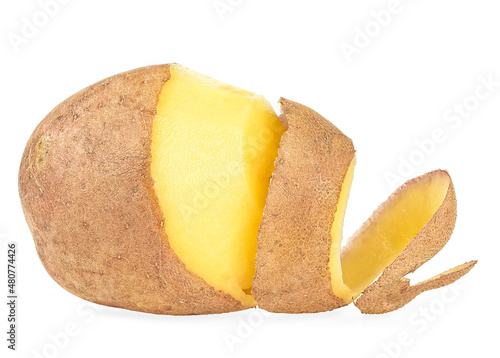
[[19, 64, 475, 315], [19, 64, 283, 315]]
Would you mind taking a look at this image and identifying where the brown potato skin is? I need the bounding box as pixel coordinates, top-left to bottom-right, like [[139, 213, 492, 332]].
[[19, 65, 245, 315], [252, 98, 355, 313]]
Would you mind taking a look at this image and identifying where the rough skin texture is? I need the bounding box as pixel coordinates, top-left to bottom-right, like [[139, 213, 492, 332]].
[[353, 170, 477, 314], [18, 64, 245, 315], [252, 98, 355, 313]]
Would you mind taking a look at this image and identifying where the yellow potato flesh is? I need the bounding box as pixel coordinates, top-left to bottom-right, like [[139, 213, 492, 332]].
[[151, 64, 284, 307], [330, 168, 450, 303], [329, 158, 356, 302]]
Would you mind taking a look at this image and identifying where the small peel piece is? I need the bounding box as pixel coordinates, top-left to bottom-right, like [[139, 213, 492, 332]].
[[352, 170, 476, 314], [355, 261, 477, 314]]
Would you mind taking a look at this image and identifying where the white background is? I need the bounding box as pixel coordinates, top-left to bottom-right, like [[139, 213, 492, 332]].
[[1, 1, 498, 357]]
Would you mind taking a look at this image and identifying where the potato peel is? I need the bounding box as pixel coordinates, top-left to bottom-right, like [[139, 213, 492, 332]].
[[253, 101, 476, 314], [353, 171, 477, 313], [252, 98, 355, 313]]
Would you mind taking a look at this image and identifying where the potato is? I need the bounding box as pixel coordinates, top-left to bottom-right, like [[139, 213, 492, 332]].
[[19, 64, 283, 315], [19, 64, 475, 315]]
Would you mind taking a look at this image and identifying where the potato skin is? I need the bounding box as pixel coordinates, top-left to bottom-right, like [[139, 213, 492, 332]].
[[353, 171, 476, 314], [252, 98, 355, 313], [19, 65, 245, 315]]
